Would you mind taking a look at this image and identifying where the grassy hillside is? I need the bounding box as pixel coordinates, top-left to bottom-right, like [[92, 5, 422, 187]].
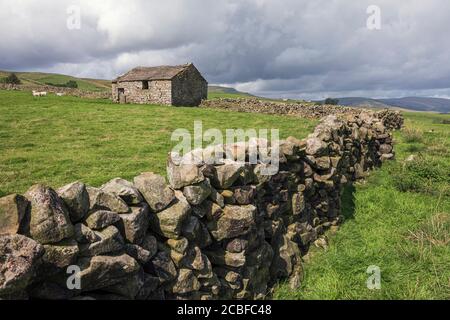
[[207, 85, 253, 99], [275, 111, 450, 299], [0, 90, 316, 196], [0, 70, 110, 92]]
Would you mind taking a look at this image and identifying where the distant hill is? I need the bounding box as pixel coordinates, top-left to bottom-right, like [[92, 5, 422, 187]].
[[331, 96, 450, 113], [207, 85, 253, 99], [0, 70, 110, 92], [379, 97, 450, 113]]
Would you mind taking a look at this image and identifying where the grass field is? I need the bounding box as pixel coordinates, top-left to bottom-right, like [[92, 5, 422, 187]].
[[275, 111, 450, 300], [0, 90, 316, 196], [1, 89, 448, 299]]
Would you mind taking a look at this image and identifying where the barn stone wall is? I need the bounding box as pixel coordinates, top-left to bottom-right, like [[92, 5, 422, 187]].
[[0, 109, 403, 300], [171, 65, 208, 106], [112, 80, 172, 105]]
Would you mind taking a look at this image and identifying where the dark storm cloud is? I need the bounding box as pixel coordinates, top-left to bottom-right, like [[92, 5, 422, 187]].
[[1, 0, 449, 98]]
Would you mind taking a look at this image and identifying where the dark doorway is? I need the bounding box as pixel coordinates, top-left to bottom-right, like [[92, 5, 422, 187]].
[[118, 88, 126, 104]]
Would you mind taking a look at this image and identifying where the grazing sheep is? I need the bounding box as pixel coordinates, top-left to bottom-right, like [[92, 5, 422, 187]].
[[56, 92, 65, 97], [32, 90, 48, 97]]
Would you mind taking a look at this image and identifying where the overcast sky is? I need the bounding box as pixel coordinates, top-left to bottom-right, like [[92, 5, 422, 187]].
[[1, 0, 449, 99]]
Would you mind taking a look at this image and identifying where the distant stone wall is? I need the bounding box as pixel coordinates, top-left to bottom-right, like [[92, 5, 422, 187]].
[[112, 80, 172, 105], [0, 83, 111, 99], [0, 110, 400, 300], [201, 98, 404, 130]]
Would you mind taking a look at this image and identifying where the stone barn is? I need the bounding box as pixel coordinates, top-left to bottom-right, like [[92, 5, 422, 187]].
[[112, 63, 208, 106]]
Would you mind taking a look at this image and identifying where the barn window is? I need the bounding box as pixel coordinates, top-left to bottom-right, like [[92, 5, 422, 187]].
[[142, 81, 149, 89]]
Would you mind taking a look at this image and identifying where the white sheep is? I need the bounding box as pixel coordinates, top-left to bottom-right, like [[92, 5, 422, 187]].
[[56, 92, 65, 97], [32, 90, 40, 97]]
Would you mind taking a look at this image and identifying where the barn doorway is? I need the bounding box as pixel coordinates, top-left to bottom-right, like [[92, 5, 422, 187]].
[[118, 88, 126, 104]]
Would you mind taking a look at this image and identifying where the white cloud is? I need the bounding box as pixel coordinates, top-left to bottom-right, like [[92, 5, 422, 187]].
[[0, 0, 449, 98]]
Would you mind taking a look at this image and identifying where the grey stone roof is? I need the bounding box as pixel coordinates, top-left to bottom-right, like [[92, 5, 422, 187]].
[[113, 64, 192, 83]]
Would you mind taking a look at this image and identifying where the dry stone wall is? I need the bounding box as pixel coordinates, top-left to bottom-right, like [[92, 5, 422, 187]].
[[0, 83, 111, 99], [0, 110, 401, 300], [201, 98, 404, 130]]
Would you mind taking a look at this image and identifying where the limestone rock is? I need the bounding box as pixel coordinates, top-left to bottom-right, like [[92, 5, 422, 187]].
[[141, 234, 158, 258], [149, 193, 190, 239], [118, 204, 150, 244], [231, 186, 256, 205], [379, 144, 393, 154], [86, 187, 129, 214], [125, 244, 153, 265], [103, 270, 145, 299], [292, 192, 305, 215], [78, 254, 140, 292], [182, 180, 212, 205], [381, 153, 394, 161], [57, 182, 89, 223], [136, 273, 160, 300], [133, 172, 175, 212], [205, 249, 246, 268], [74, 223, 100, 244], [85, 210, 120, 230], [0, 234, 44, 295], [172, 269, 200, 294], [208, 187, 225, 208], [25, 184, 74, 244], [208, 160, 245, 189], [167, 237, 189, 254], [315, 156, 331, 170], [182, 215, 212, 248], [208, 205, 256, 241], [171, 245, 207, 271], [43, 238, 79, 268], [167, 154, 205, 189], [101, 178, 143, 205], [305, 137, 328, 156], [193, 200, 222, 221], [270, 234, 301, 279], [225, 237, 249, 253], [0, 194, 29, 235], [151, 251, 177, 283], [79, 226, 124, 257]]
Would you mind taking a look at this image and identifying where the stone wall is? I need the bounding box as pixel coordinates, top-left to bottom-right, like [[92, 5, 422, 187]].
[[0, 83, 111, 99], [201, 98, 404, 130], [171, 65, 208, 106], [112, 80, 173, 105], [0, 110, 401, 300], [111, 64, 208, 106]]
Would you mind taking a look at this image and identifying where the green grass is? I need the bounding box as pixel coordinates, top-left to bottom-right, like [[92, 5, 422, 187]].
[[0, 90, 316, 196], [275, 111, 450, 300]]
